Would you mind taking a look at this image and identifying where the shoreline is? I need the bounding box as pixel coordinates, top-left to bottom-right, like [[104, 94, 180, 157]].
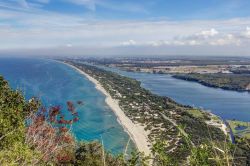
[[114, 67, 249, 93], [64, 62, 152, 157], [172, 75, 250, 93]]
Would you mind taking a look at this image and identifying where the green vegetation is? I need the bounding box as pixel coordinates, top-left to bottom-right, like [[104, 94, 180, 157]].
[[0, 76, 42, 165], [74, 141, 148, 166], [173, 73, 250, 92], [189, 142, 234, 166], [1, 64, 250, 165], [228, 120, 250, 139], [66, 61, 250, 165], [83, 57, 250, 68], [0, 75, 148, 165], [187, 109, 209, 119]]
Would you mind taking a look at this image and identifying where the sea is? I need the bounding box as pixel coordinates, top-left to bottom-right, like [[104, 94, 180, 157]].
[[0, 57, 135, 155]]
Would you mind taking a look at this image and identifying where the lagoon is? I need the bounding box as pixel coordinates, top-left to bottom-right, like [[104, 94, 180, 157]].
[[98, 65, 250, 122]]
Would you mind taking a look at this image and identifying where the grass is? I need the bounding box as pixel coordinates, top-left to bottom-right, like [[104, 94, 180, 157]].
[[227, 120, 250, 139], [188, 109, 205, 119]]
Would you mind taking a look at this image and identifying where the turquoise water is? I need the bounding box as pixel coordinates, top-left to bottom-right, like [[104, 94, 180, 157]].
[[0, 58, 134, 154], [97, 65, 250, 122]]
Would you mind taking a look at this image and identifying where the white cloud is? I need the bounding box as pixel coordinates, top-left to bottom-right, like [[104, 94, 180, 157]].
[[244, 27, 250, 38], [148, 40, 169, 47], [143, 28, 242, 47], [147, 40, 200, 47], [0, 6, 250, 56], [189, 28, 219, 40], [66, 43, 73, 47], [196, 28, 219, 39], [121, 40, 137, 46], [210, 34, 241, 46], [188, 40, 200, 46]]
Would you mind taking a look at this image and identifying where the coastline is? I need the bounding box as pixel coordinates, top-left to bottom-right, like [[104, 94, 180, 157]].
[[172, 75, 250, 93], [64, 62, 152, 157]]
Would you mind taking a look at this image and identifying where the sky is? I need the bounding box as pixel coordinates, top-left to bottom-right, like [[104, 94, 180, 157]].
[[1, 0, 250, 57]]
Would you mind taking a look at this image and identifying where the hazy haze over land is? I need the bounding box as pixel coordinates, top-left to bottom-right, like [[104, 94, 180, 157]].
[[1, 0, 250, 56]]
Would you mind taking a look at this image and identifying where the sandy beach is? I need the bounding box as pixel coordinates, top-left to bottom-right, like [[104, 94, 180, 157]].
[[65, 62, 152, 157]]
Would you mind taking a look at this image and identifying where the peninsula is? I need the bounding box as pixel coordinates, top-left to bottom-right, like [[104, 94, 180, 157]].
[[173, 73, 250, 92], [64, 62, 151, 156], [85, 57, 250, 92], [63, 59, 250, 165]]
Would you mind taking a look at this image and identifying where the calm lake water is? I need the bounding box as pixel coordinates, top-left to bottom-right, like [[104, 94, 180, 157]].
[[98, 65, 250, 122], [0, 58, 134, 154]]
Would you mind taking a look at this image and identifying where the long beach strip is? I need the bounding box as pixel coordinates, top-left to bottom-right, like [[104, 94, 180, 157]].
[[65, 62, 152, 157]]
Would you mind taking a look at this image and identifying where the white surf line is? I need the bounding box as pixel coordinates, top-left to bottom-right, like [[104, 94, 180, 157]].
[[63, 62, 152, 158]]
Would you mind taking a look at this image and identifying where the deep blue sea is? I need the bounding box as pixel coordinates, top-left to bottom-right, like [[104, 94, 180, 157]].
[[98, 66, 250, 122], [0, 58, 134, 154]]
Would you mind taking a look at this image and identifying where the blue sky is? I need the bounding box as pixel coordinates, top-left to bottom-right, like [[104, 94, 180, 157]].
[[6, 0, 250, 20], [0, 0, 250, 56]]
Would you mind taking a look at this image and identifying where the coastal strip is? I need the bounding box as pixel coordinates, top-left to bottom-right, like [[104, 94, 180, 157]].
[[172, 74, 250, 92], [63, 62, 152, 157]]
